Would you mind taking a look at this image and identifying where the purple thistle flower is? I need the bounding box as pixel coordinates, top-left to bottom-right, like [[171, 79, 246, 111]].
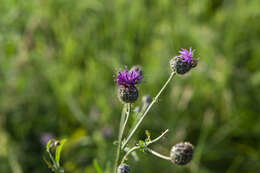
[[170, 47, 198, 74], [117, 67, 143, 88], [178, 48, 195, 63]]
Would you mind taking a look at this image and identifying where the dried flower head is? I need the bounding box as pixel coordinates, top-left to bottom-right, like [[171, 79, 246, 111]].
[[170, 48, 198, 74], [117, 67, 143, 88], [117, 164, 131, 173], [170, 142, 194, 165]]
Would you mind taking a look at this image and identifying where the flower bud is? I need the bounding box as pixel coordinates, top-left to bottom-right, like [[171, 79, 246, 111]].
[[142, 95, 153, 106], [170, 56, 193, 74], [117, 164, 130, 173], [170, 142, 194, 165], [118, 86, 139, 103], [170, 48, 198, 75]]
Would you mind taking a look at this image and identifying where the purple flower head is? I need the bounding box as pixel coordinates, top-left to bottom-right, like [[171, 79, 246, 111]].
[[40, 133, 55, 146], [117, 66, 143, 87], [178, 48, 195, 63]]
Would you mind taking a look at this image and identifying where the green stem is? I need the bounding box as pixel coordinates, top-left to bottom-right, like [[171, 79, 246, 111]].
[[147, 129, 169, 145], [146, 148, 171, 161], [48, 151, 59, 173], [114, 104, 131, 173], [121, 104, 131, 141], [121, 146, 139, 164], [122, 72, 176, 149]]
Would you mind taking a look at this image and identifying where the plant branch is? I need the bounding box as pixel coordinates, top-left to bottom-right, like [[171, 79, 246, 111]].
[[146, 148, 171, 161], [147, 129, 169, 145], [47, 151, 59, 173], [114, 103, 131, 173], [120, 129, 169, 164], [122, 72, 176, 149], [121, 104, 131, 140], [121, 146, 139, 164], [114, 104, 127, 173]]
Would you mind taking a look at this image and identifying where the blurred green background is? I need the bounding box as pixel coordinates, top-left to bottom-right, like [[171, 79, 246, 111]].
[[1, 0, 260, 172]]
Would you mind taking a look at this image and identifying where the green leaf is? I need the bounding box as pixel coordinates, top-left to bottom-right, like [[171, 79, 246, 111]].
[[139, 148, 145, 152], [46, 140, 53, 152], [93, 159, 104, 173], [139, 140, 145, 148], [55, 139, 67, 166]]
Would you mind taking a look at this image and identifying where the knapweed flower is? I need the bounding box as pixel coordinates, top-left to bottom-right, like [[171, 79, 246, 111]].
[[170, 142, 194, 165], [170, 48, 198, 74], [117, 67, 143, 88], [116, 66, 143, 103], [117, 164, 131, 173]]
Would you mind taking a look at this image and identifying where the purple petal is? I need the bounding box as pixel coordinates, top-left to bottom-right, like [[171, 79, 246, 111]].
[[116, 66, 143, 87]]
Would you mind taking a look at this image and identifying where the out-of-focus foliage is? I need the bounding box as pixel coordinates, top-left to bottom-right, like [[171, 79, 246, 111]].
[[1, 0, 260, 172]]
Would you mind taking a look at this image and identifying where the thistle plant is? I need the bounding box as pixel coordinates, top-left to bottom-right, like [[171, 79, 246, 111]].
[[114, 48, 198, 173], [42, 48, 198, 173], [117, 66, 143, 103], [44, 139, 66, 173]]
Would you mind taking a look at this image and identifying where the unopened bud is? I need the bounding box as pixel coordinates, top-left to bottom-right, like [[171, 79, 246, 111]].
[[117, 164, 130, 173], [170, 56, 195, 75], [142, 95, 153, 105], [170, 142, 194, 165]]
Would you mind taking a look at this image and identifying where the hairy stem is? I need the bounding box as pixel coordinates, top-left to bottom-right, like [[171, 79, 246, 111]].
[[122, 72, 176, 149], [146, 148, 171, 161], [121, 104, 131, 141], [121, 146, 139, 164], [114, 104, 131, 173], [47, 151, 59, 173], [147, 129, 169, 145]]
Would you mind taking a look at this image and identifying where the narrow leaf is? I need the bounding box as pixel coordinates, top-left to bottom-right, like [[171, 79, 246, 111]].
[[139, 140, 145, 148], [46, 140, 53, 152], [55, 139, 67, 166]]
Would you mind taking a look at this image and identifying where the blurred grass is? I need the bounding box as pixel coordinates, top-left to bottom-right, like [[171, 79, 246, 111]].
[[1, 0, 260, 172]]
